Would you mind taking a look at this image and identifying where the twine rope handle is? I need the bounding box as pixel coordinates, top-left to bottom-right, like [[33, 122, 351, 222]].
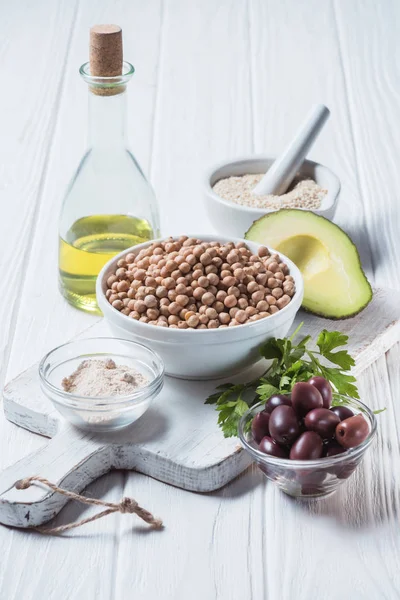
[[14, 475, 163, 535]]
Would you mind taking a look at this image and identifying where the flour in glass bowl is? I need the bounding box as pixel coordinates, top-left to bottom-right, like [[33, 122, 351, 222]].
[[213, 174, 327, 210], [62, 358, 148, 397]]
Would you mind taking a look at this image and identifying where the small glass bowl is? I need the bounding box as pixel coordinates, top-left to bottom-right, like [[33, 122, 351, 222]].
[[39, 338, 164, 432], [238, 395, 377, 499]]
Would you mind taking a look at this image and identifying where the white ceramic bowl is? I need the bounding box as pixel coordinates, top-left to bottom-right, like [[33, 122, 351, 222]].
[[96, 235, 304, 380], [204, 155, 341, 239]]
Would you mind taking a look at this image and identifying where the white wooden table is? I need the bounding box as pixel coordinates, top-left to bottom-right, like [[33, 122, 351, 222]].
[[1, 1, 399, 598]]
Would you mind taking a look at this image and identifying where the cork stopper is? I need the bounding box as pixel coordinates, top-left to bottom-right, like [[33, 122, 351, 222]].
[[89, 25, 123, 95]]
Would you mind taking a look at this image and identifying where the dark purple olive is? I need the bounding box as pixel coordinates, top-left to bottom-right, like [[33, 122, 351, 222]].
[[264, 393, 291, 414], [304, 408, 340, 439], [335, 414, 370, 449], [251, 411, 270, 444], [259, 436, 288, 458], [330, 406, 354, 421], [297, 469, 327, 495], [329, 460, 358, 480], [308, 376, 332, 408], [290, 431, 323, 460], [324, 440, 346, 457], [291, 382, 323, 417], [269, 405, 300, 444]]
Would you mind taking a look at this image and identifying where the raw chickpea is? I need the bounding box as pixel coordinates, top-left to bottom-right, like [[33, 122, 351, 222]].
[[216, 290, 227, 302], [220, 270, 232, 280], [229, 307, 239, 318], [275, 272, 285, 282], [198, 324, 207, 329], [213, 301, 225, 313], [118, 292, 127, 299], [178, 321, 188, 329], [176, 294, 189, 306], [144, 294, 157, 308], [115, 268, 127, 279], [186, 254, 196, 266], [174, 282, 186, 295], [229, 319, 239, 327], [156, 286, 167, 299], [247, 281, 259, 293], [163, 277, 175, 290], [169, 302, 181, 315], [107, 275, 118, 287], [200, 253, 212, 266], [238, 297, 248, 309], [199, 314, 209, 325], [258, 246, 269, 258], [187, 314, 200, 328], [235, 310, 247, 324], [168, 290, 177, 301], [224, 294, 237, 308], [272, 287, 284, 299], [109, 294, 118, 303], [111, 282, 119, 291], [256, 273, 268, 286], [192, 269, 203, 280], [233, 268, 245, 281], [252, 291, 264, 304], [135, 269, 146, 281], [156, 320, 168, 327], [208, 319, 219, 329], [222, 276, 236, 287], [208, 285, 218, 296], [268, 261, 280, 273], [267, 277, 278, 289], [159, 297, 170, 307], [134, 300, 147, 314], [106, 289, 113, 299], [270, 305, 279, 314], [193, 287, 207, 301], [219, 312, 230, 324], [187, 303, 197, 312], [127, 299, 136, 311], [198, 275, 209, 288], [205, 307, 218, 319], [256, 300, 269, 312], [112, 299, 124, 310], [266, 295, 276, 305], [147, 308, 159, 320], [277, 294, 291, 309], [121, 307, 130, 316], [202, 292, 215, 306], [212, 257, 223, 268], [125, 253, 136, 264], [179, 262, 191, 274], [226, 251, 239, 265], [245, 306, 258, 317], [207, 273, 219, 286], [279, 262, 289, 275], [168, 315, 180, 325], [129, 310, 140, 320], [139, 316, 149, 323]]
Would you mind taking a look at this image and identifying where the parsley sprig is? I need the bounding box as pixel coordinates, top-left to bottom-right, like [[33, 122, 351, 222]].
[[205, 324, 360, 438]]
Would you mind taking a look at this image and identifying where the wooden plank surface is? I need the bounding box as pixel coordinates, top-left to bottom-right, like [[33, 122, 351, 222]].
[[0, 0, 399, 598]]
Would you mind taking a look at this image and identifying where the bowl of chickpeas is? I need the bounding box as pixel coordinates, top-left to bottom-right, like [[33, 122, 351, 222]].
[[96, 235, 303, 379]]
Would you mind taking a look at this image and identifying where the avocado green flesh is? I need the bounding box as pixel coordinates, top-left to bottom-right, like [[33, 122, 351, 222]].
[[245, 209, 372, 319]]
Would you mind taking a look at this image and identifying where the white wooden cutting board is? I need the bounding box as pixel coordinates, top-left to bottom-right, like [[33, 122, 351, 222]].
[[0, 287, 399, 528]]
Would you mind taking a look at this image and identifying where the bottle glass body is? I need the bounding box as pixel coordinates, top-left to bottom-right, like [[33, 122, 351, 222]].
[[58, 62, 160, 314]]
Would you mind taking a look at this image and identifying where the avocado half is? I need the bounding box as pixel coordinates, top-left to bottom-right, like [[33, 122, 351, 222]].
[[245, 209, 372, 319]]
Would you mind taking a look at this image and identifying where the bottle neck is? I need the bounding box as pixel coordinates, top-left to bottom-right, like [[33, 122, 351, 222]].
[[88, 90, 127, 148]]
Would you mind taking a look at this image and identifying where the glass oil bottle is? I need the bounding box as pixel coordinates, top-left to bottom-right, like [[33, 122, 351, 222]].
[[58, 25, 160, 314]]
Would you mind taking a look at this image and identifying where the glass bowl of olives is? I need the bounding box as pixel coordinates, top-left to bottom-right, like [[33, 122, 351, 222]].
[[238, 378, 377, 498]]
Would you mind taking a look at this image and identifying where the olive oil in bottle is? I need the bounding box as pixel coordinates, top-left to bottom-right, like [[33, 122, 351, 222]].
[[59, 215, 153, 313], [58, 25, 160, 314]]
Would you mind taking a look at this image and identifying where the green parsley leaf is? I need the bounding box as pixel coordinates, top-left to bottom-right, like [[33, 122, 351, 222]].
[[205, 325, 366, 438]]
